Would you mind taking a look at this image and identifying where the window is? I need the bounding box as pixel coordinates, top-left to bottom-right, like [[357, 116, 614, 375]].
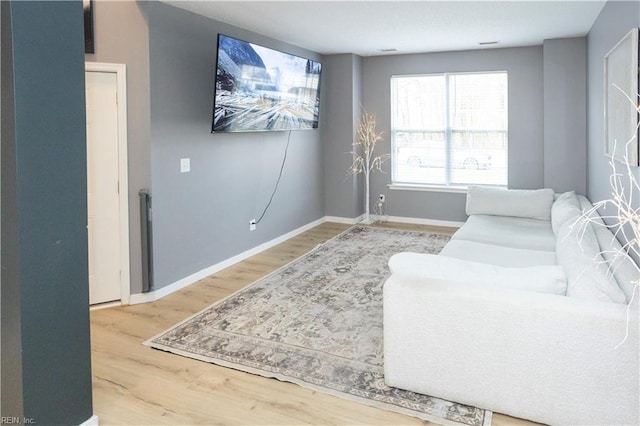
[[390, 72, 508, 189]]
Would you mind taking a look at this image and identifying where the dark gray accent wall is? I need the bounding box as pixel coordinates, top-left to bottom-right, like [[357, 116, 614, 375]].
[[1, 1, 93, 423], [361, 47, 544, 222], [1, 1, 24, 417], [543, 37, 587, 195], [323, 54, 363, 217], [147, 3, 325, 289], [587, 0, 640, 264], [85, 0, 151, 294]]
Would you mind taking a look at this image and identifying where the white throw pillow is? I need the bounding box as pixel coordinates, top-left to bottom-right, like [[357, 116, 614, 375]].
[[388, 252, 567, 295], [551, 191, 582, 236], [466, 186, 555, 220], [556, 221, 627, 304]]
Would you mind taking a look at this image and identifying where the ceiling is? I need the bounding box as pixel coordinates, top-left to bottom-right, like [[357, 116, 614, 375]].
[[161, 0, 607, 56]]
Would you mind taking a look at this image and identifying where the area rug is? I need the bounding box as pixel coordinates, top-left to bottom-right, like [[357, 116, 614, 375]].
[[145, 226, 492, 426]]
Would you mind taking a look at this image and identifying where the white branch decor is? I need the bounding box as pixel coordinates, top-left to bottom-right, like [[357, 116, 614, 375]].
[[574, 85, 639, 346], [347, 110, 390, 224]]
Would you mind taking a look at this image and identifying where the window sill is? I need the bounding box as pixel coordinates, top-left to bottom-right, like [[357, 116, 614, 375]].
[[387, 183, 468, 194]]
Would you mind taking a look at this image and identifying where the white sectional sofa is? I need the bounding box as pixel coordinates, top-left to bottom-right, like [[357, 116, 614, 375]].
[[383, 186, 639, 425]]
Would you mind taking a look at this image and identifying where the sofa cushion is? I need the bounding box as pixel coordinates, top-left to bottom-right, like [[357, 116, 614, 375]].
[[551, 191, 582, 236], [466, 186, 555, 220], [451, 214, 556, 251], [389, 252, 567, 295], [440, 239, 557, 267], [556, 221, 627, 304]]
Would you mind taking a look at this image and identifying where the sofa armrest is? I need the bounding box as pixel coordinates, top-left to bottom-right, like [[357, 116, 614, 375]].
[[383, 275, 639, 425]]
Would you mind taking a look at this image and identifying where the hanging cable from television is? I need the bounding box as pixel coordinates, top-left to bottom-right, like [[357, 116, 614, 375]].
[[255, 130, 292, 225]]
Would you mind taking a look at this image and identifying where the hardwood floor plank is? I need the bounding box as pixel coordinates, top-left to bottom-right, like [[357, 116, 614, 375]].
[[91, 221, 535, 425]]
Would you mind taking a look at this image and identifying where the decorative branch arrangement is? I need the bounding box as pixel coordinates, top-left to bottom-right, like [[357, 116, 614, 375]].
[[347, 110, 390, 223], [575, 85, 639, 346]]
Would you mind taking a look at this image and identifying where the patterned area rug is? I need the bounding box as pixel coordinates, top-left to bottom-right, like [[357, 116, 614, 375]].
[[145, 226, 492, 426]]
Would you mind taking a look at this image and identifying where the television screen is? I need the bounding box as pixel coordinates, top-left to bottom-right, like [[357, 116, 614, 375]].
[[212, 34, 322, 133]]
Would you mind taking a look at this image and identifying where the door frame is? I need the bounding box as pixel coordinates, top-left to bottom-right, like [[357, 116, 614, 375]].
[[85, 62, 130, 305]]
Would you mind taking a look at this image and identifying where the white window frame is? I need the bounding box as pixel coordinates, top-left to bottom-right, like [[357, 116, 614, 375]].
[[389, 71, 508, 192]]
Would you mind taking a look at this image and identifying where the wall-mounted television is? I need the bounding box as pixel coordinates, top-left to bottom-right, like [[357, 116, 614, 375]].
[[212, 34, 322, 133]]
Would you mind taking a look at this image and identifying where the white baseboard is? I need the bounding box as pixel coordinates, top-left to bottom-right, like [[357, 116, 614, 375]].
[[79, 415, 99, 426], [129, 217, 326, 305], [372, 215, 464, 228], [325, 214, 463, 228], [128, 213, 461, 305], [324, 214, 364, 224], [89, 301, 121, 311]]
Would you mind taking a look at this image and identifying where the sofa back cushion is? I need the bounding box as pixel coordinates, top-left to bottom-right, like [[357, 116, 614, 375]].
[[551, 191, 582, 236], [451, 214, 556, 252], [556, 220, 627, 304], [466, 186, 554, 220], [389, 252, 567, 295]]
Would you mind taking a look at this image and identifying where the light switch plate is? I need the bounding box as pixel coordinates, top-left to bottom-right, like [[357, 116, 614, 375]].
[[180, 158, 190, 173]]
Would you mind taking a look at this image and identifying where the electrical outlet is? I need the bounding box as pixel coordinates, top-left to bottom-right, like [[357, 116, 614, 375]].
[[249, 219, 257, 231], [379, 194, 385, 203], [180, 158, 190, 173]]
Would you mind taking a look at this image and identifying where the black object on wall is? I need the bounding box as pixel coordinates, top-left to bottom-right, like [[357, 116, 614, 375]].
[[139, 189, 154, 293], [84, 0, 94, 53], [1, 1, 94, 423]]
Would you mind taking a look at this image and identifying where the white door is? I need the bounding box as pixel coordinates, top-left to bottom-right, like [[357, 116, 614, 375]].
[[86, 70, 121, 304]]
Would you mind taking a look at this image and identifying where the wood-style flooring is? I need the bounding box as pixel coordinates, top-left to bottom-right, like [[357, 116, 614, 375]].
[[91, 221, 538, 425]]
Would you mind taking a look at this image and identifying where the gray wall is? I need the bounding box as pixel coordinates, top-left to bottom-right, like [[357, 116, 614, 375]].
[[361, 46, 544, 222], [84, 1, 326, 292], [323, 54, 363, 218], [82, 0, 635, 292], [353, 56, 364, 216], [85, 0, 151, 294], [147, 3, 325, 288], [1, 1, 93, 423], [543, 37, 587, 194], [587, 0, 640, 264]]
